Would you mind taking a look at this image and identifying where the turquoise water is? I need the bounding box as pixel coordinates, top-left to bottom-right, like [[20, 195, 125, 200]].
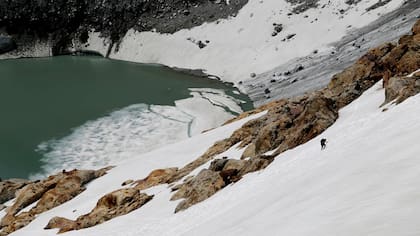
[[0, 56, 252, 179]]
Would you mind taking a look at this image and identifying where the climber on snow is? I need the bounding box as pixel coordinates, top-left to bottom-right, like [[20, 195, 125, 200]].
[[320, 138, 327, 150]]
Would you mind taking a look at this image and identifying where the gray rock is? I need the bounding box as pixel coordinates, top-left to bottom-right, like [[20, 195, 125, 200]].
[[0, 36, 16, 54], [209, 159, 229, 171]]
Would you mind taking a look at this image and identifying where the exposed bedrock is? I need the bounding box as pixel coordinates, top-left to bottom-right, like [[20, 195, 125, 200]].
[[134, 168, 179, 190], [0, 179, 30, 205], [0, 0, 247, 55], [45, 188, 153, 233], [0, 167, 111, 236]]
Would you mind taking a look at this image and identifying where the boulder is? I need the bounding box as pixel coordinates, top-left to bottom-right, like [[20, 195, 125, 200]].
[[44, 217, 77, 233], [46, 188, 153, 233], [208, 159, 228, 172], [222, 159, 247, 171], [384, 74, 420, 104], [171, 169, 225, 213], [135, 168, 178, 190]]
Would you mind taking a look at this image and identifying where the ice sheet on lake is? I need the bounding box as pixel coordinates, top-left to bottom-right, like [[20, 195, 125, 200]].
[[32, 88, 242, 179]]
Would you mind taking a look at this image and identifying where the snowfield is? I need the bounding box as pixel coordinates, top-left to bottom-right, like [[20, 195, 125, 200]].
[[83, 0, 406, 84], [6, 79, 420, 236]]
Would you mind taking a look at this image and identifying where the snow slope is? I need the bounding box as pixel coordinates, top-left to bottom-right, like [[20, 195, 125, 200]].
[[244, 2, 420, 105], [83, 0, 406, 84], [8, 79, 420, 235]]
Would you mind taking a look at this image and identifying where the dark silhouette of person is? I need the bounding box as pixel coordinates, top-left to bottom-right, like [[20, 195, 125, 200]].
[[320, 138, 327, 150]]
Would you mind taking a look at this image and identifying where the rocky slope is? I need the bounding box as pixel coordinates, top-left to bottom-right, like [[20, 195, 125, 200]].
[[0, 0, 247, 56], [1, 18, 417, 236], [0, 167, 111, 236], [155, 18, 419, 213]]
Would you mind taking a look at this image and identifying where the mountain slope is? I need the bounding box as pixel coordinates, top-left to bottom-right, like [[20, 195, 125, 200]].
[[10, 74, 420, 236], [3, 20, 420, 235], [1, 2, 420, 236]]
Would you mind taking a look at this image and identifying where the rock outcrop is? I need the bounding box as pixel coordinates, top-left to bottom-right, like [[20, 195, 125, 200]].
[[0, 167, 111, 236], [45, 188, 153, 233], [0, 179, 30, 205], [167, 19, 420, 212], [381, 21, 420, 104], [171, 169, 225, 213], [134, 168, 178, 190], [384, 72, 420, 104], [171, 156, 273, 212]]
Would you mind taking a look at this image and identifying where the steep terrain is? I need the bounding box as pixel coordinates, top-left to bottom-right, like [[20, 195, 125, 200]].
[[1, 0, 420, 235], [1, 17, 419, 236], [98, 0, 416, 87], [0, 0, 247, 56], [245, 0, 420, 105]]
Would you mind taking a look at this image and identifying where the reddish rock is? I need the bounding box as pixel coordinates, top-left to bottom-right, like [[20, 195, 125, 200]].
[[0, 179, 30, 205], [44, 217, 78, 234], [30, 176, 85, 215], [0, 167, 111, 235], [135, 168, 178, 190], [46, 188, 153, 233]]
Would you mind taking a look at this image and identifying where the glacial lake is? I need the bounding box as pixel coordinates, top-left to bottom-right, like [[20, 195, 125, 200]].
[[0, 56, 252, 179]]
